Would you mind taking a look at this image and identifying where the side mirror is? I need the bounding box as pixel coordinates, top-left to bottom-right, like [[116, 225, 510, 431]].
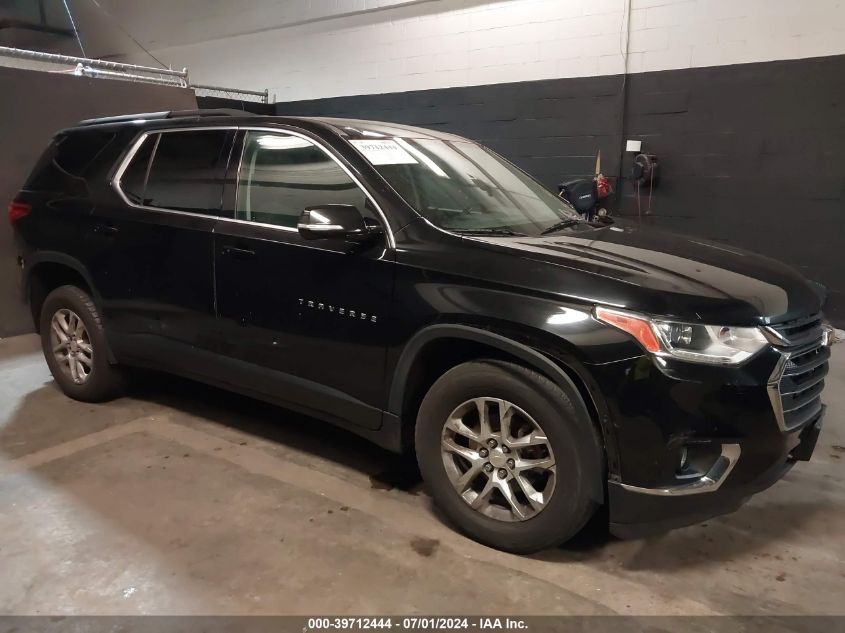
[[297, 204, 382, 243]]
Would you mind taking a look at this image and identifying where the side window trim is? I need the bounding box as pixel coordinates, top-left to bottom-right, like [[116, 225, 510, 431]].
[[111, 126, 236, 219], [139, 133, 161, 205], [226, 126, 395, 248], [239, 131, 260, 223]]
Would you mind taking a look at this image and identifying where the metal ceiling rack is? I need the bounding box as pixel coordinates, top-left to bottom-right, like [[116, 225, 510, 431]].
[[192, 83, 270, 104], [0, 46, 271, 103], [0, 45, 188, 86]]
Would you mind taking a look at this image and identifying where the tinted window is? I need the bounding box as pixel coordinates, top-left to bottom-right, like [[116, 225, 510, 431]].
[[24, 131, 115, 194], [55, 130, 117, 175], [143, 130, 228, 214], [120, 134, 156, 205], [236, 131, 368, 229]]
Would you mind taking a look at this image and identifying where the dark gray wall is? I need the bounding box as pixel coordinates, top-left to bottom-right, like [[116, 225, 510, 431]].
[[276, 56, 845, 325], [0, 66, 197, 337], [618, 57, 844, 325], [196, 95, 275, 114], [276, 74, 627, 202]]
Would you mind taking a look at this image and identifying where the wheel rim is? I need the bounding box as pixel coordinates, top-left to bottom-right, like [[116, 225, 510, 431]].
[[50, 308, 93, 385], [440, 397, 556, 522]]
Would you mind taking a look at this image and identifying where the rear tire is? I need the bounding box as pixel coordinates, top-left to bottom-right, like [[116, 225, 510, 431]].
[[39, 285, 125, 402], [415, 359, 602, 553]]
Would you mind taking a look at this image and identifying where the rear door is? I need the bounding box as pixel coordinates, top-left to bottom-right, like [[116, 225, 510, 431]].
[[213, 128, 395, 429], [86, 127, 234, 372]]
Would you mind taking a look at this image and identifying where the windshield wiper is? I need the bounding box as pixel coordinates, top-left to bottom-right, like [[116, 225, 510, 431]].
[[450, 227, 528, 237], [540, 218, 582, 235]]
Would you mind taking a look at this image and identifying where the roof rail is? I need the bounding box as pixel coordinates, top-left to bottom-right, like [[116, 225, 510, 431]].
[[75, 108, 255, 128], [166, 108, 255, 119], [76, 111, 170, 127]]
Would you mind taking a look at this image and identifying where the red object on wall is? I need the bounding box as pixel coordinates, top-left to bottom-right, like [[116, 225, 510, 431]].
[[595, 174, 612, 199]]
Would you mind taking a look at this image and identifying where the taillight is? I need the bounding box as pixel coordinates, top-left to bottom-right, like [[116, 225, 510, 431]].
[[8, 201, 31, 224]]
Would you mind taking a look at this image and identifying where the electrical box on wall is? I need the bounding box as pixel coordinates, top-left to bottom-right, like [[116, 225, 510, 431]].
[[632, 153, 660, 187]]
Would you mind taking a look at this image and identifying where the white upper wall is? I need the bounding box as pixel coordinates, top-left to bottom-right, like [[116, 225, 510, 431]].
[[626, 0, 845, 72], [145, 0, 845, 102], [105, 0, 425, 51]]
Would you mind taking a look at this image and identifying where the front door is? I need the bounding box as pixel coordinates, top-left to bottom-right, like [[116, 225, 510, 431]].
[[214, 129, 395, 429], [87, 128, 234, 371]]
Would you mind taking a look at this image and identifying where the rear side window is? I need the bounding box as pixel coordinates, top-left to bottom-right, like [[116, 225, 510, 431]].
[[120, 135, 156, 204], [55, 130, 117, 175], [24, 130, 115, 193], [145, 130, 228, 213], [119, 129, 229, 214]]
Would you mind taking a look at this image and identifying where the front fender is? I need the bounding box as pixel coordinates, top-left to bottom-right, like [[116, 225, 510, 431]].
[[388, 322, 622, 480]]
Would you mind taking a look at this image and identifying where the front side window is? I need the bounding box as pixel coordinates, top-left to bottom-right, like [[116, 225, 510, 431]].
[[236, 131, 368, 229], [351, 137, 579, 236], [119, 129, 228, 214]]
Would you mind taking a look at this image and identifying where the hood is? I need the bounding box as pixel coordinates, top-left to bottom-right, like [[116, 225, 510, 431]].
[[467, 220, 823, 325]]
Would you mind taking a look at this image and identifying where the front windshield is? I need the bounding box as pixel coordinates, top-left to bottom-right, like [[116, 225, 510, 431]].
[[351, 137, 579, 236]]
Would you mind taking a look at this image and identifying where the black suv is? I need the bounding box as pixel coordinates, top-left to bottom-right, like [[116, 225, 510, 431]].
[[11, 109, 833, 553]]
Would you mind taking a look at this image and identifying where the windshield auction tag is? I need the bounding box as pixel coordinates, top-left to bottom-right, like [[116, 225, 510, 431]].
[[350, 139, 418, 165]]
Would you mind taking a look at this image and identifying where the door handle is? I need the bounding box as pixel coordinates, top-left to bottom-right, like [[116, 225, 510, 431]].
[[93, 223, 119, 236], [221, 245, 256, 259]]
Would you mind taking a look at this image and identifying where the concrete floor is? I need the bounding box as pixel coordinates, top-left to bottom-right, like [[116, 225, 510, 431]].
[[0, 333, 843, 616]]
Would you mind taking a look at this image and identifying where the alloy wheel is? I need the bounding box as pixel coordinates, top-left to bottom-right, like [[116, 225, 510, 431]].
[[440, 397, 556, 522], [50, 308, 93, 384]]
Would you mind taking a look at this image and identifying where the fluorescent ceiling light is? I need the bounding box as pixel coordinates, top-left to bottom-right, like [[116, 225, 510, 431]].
[[256, 135, 313, 150], [394, 137, 448, 178]]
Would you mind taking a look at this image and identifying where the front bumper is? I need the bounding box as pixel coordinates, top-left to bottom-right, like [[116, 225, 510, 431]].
[[607, 411, 823, 537], [586, 343, 828, 539]]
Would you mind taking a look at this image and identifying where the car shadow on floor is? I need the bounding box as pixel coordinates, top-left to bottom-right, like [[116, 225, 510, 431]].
[[534, 498, 831, 571], [610, 500, 831, 572], [125, 370, 425, 493], [1, 370, 830, 571]]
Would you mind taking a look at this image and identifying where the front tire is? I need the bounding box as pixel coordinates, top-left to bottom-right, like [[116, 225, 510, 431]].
[[39, 285, 125, 402], [415, 360, 602, 553]]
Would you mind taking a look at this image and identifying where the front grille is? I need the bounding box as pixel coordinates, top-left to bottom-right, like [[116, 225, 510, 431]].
[[767, 314, 829, 432], [765, 313, 824, 347]]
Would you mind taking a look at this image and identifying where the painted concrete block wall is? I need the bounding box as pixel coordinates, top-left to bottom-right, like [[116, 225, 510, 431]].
[[153, 0, 627, 100], [151, 0, 845, 101], [626, 0, 845, 73]]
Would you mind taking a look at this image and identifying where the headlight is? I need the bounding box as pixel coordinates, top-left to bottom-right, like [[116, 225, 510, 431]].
[[595, 307, 769, 365]]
